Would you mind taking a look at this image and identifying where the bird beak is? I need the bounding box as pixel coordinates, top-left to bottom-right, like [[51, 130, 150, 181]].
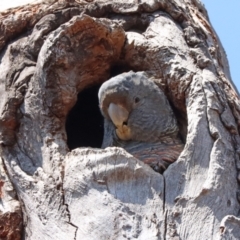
[[108, 103, 129, 128], [108, 103, 131, 140]]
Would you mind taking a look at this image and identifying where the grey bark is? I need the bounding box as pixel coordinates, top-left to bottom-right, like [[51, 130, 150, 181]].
[[0, 0, 240, 239]]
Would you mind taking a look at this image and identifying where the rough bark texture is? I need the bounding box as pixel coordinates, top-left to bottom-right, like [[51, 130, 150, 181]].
[[0, 0, 240, 239], [0, 157, 22, 240]]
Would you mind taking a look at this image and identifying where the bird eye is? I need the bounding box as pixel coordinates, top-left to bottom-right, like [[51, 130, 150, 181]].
[[134, 97, 140, 103]]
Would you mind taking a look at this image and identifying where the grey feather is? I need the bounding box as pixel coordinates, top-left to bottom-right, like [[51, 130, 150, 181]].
[[99, 71, 179, 146], [98, 71, 183, 173]]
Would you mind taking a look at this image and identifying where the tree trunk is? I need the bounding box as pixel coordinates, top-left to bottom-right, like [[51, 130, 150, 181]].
[[0, 0, 240, 239]]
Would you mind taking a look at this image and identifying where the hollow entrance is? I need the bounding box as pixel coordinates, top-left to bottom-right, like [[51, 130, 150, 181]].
[[66, 85, 104, 150]]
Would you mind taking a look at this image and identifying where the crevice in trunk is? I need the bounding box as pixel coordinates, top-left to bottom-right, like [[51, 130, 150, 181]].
[[65, 63, 134, 151], [65, 84, 104, 150]]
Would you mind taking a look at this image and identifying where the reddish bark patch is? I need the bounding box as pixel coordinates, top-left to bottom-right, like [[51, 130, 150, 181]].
[[0, 212, 22, 240]]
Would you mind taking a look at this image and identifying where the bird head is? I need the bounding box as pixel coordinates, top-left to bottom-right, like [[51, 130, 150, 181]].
[[98, 71, 178, 143]]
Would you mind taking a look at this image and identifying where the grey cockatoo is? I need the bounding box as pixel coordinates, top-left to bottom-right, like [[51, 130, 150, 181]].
[[98, 71, 183, 173]]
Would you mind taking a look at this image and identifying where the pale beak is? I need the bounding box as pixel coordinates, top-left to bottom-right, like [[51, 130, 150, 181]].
[[108, 103, 131, 140], [108, 103, 129, 128]]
